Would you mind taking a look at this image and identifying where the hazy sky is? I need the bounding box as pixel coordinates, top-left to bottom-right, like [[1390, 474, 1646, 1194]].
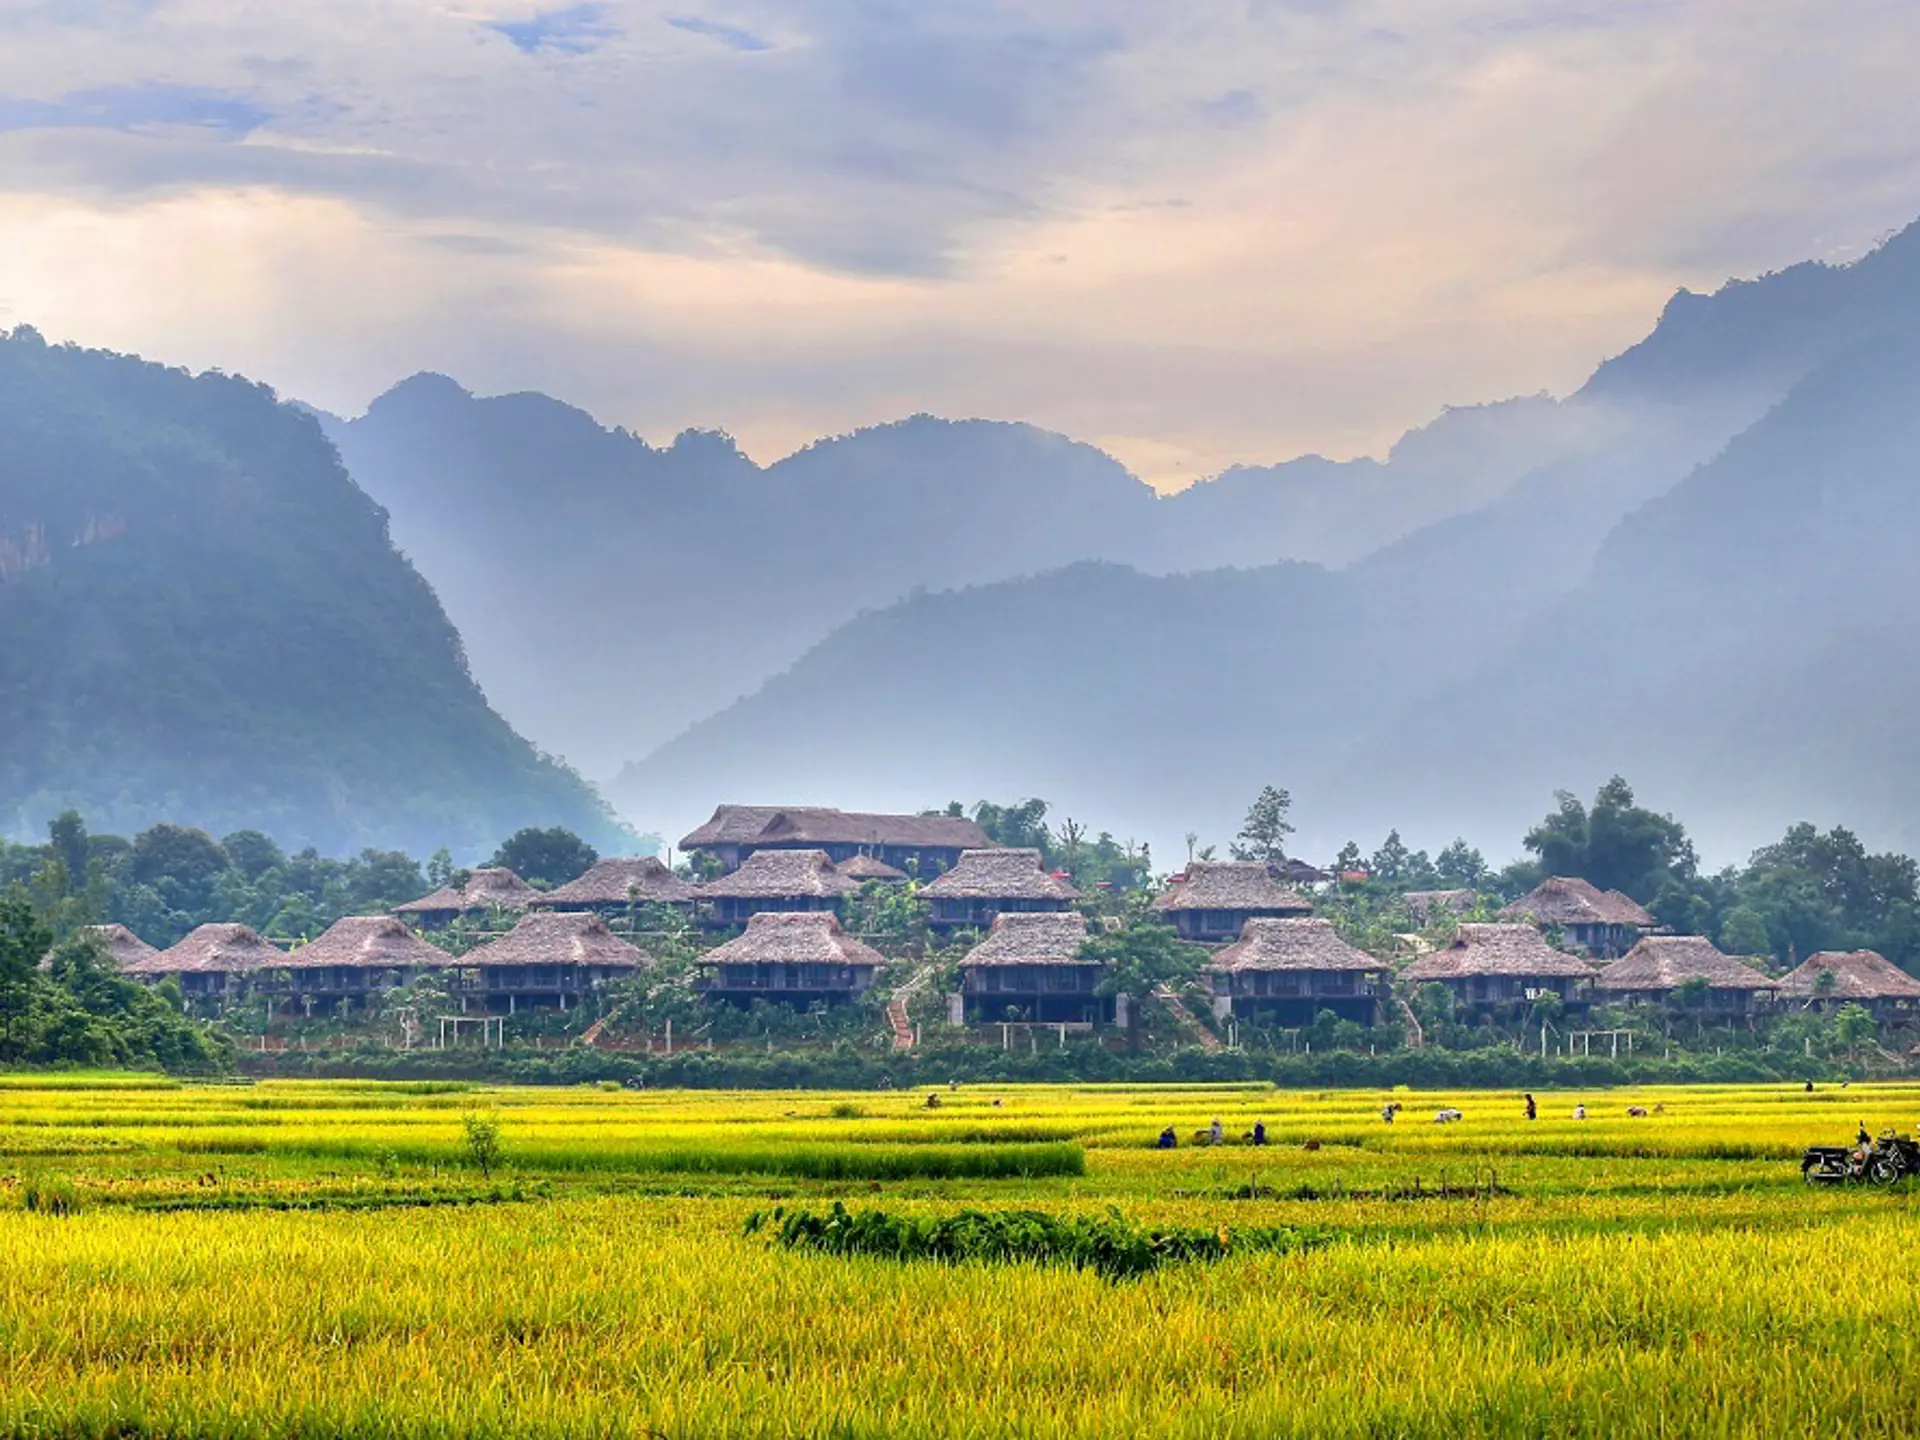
[[4, 2, 1920, 486]]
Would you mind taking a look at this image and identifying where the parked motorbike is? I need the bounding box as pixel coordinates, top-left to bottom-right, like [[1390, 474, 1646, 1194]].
[[1802, 1129, 1920, 1186]]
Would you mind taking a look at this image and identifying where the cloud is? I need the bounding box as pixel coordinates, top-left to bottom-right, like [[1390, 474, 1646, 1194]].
[[487, 4, 619, 55], [665, 14, 770, 51], [1, 2, 1918, 485], [0, 83, 267, 136]]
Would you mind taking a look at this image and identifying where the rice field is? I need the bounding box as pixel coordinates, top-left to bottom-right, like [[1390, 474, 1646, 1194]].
[[3, 1076, 1918, 1437]]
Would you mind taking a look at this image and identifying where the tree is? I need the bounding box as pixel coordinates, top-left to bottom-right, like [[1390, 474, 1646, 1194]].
[[1368, 831, 1436, 888], [426, 847, 457, 889], [0, 894, 50, 1059], [1718, 906, 1772, 961], [1230, 786, 1294, 865], [1522, 777, 1695, 901], [1333, 841, 1362, 874], [1082, 908, 1207, 1049], [488, 828, 597, 888], [1434, 839, 1490, 889], [1832, 1002, 1875, 1060], [131, 824, 230, 888], [221, 830, 284, 881], [47, 811, 89, 894], [969, 799, 1053, 858]]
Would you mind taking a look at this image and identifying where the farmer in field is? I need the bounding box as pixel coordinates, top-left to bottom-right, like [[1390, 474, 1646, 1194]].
[[1574, 1103, 1587, 1120], [1209, 1118, 1225, 1146], [1157, 1125, 1177, 1149], [1524, 1093, 1537, 1121], [1251, 1121, 1268, 1146], [1381, 1102, 1395, 1124]]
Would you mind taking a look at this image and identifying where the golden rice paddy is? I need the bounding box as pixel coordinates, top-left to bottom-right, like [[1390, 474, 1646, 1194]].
[[2, 1077, 1916, 1436]]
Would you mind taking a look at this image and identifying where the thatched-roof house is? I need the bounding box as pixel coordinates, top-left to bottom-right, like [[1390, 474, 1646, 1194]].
[[532, 856, 699, 913], [696, 912, 887, 1007], [1593, 936, 1775, 1012], [957, 912, 1107, 1024], [393, 868, 538, 926], [266, 916, 451, 1012], [1401, 889, 1479, 922], [921, 849, 1078, 931], [1152, 862, 1312, 942], [458, 912, 651, 1012], [697, 849, 857, 927], [1777, 950, 1920, 1015], [680, 805, 989, 874], [79, 924, 159, 972], [129, 923, 285, 998], [1402, 923, 1596, 1012], [1206, 918, 1387, 1024], [835, 853, 909, 884], [1501, 877, 1654, 957]]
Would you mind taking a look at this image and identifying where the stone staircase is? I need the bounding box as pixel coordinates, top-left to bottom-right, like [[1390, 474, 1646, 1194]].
[[1151, 984, 1222, 1052], [887, 966, 935, 1052]]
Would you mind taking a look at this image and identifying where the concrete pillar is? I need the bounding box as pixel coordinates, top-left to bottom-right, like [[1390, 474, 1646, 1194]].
[[1113, 992, 1131, 1030], [946, 991, 965, 1027], [1212, 994, 1233, 1021]]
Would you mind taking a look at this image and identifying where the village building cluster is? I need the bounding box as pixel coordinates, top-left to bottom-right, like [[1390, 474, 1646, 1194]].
[[88, 804, 1920, 1036]]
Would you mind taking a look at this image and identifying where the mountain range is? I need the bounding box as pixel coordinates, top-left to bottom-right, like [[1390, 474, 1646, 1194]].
[[599, 222, 1920, 863], [0, 329, 627, 857], [12, 217, 1920, 868]]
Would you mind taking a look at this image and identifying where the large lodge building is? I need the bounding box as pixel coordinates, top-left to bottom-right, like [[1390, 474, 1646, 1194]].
[[82, 801, 1920, 1039]]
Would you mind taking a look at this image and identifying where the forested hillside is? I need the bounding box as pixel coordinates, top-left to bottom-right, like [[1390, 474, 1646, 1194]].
[[0, 329, 624, 857]]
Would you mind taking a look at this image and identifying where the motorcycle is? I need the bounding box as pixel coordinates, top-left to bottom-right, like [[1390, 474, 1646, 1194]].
[[1802, 1129, 1920, 1186]]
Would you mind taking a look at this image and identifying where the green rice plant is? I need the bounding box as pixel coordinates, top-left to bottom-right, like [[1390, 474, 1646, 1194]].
[[747, 1201, 1329, 1280]]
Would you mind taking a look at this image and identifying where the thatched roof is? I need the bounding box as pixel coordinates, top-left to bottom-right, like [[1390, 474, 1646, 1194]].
[[1502, 877, 1654, 928], [1402, 923, 1597, 981], [1777, 950, 1920, 1002], [132, 923, 285, 976], [699, 911, 887, 969], [284, 916, 451, 971], [959, 912, 1094, 968], [1153, 862, 1310, 915], [680, 805, 989, 852], [1594, 936, 1774, 993], [1401, 889, 1479, 919], [921, 849, 1078, 901], [533, 856, 698, 908], [394, 867, 538, 916], [699, 849, 857, 900], [1208, 918, 1383, 974], [835, 854, 909, 883], [461, 912, 651, 970], [80, 924, 159, 971]]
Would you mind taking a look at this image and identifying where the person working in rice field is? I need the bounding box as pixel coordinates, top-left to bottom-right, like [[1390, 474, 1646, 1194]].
[[1524, 1093, 1537, 1121], [1573, 1103, 1587, 1120], [1251, 1121, 1267, 1146], [1210, 1118, 1224, 1146]]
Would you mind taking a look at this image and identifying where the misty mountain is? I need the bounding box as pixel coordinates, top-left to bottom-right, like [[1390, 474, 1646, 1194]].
[[327, 379, 1621, 776], [0, 329, 625, 857], [609, 221, 1920, 864], [1342, 322, 1920, 859]]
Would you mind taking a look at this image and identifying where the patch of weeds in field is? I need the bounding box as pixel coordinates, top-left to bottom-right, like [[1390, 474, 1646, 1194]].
[[21, 1174, 84, 1216], [746, 1201, 1332, 1281]]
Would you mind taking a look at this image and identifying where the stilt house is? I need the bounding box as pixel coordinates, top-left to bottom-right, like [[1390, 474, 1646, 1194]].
[[958, 912, 1107, 1024], [695, 911, 887, 1008], [921, 848, 1078, 932], [1205, 918, 1386, 1024], [1401, 923, 1596, 1015], [1152, 862, 1312, 942]]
